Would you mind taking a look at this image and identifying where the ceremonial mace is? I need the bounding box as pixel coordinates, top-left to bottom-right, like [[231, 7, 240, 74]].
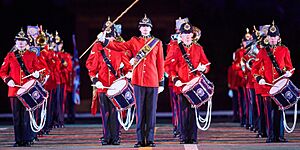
[[79, 0, 139, 59]]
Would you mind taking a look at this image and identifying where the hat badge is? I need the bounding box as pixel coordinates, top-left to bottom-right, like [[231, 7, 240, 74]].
[[245, 28, 251, 40], [105, 16, 112, 33], [270, 20, 276, 33], [142, 14, 149, 23], [184, 23, 191, 31]]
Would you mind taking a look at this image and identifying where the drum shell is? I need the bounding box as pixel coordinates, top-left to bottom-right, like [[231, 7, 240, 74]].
[[17, 80, 49, 111], [106, 80, 135, 111], [182, 75, 214, 108], [269, 78, 299, 110]]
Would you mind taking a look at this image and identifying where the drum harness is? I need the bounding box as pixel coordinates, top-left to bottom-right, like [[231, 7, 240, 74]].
[[266, 46, 298, 133], [14, 50, 47, 132], [178, 42, 212, 131]]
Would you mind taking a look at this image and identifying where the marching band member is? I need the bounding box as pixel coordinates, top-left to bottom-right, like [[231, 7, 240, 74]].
[[252, 21, 293, 143], [0, 29, 43, 147], [227, 61, 240, 122], [97, 14, 164, 148], [165, 17, 189, 137], [232, 32, 249, 127], [87, 17, 132, 145], [165, 22, 210, 144], [56, 32, 72, 128]]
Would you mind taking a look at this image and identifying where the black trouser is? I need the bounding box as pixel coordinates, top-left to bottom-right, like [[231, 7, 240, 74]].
[[238, 87, 246, 126], [263, 97, 284, 140], [44, 90, 53, 131], [51, 85, 60, 127], [248, 88, 257, 128], [10, 97, 32, 143], [232, 89, 239, 121], [134, 85, 158, 142], [256, 94, 266, 135], [66, 92, 75, 123], [169, 87, 180, 132], [99, 93, 120, 141], [178, 94, 197, 141]]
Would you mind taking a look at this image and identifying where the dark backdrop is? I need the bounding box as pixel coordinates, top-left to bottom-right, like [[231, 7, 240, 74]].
[[0, 0, 300, 113]]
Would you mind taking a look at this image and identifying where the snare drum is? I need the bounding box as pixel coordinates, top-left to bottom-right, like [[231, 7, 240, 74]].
[[269, 78, 299, 110], [16, 79, 49, 111], [106, 79, 135, 111], [181, 74, 214, 108]]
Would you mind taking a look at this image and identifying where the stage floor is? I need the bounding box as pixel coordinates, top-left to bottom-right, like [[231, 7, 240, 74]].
[[1, 122, 300, 150]]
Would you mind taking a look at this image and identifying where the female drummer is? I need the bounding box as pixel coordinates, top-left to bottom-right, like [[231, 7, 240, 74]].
[[251, 21, 293, 143], [0, 29, 43, 147], [86, 17, 132, 145], [164, 22, 210, 144]]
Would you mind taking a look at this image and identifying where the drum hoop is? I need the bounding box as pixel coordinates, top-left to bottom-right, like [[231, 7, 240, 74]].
[[269, 78, 289, 96], [271, 96, 298, 110], [117, 103, 135, 112], [17, 79, 37, 96], [181, 76, 201, 93], [107, 79, 129, 97]]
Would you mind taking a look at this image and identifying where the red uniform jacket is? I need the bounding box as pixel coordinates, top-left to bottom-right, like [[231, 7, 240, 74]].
[[165, 40, 178, 87], [59, 52, 73, 88], [232, 48, 247, 87], [164, 43, 210, 94], [227, 64, 239, 90], [88, 42, 132, 93], [251, 45, 293, 96], [52, 51, 62, 85], [38, 48, 56, 90], [0, 50, 42, 97], [104, 36, 164, 87]]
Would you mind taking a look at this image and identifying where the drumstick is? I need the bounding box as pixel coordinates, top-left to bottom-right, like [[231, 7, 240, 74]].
[[189, 63, 211, 73], [22, 68, 46, 80], [264, 83, 274, 87], [14, 85, 25, 88], [273, 68, 295, 83], [91, 85, 116, 90]]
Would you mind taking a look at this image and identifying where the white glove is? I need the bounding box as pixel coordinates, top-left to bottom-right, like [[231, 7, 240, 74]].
[[97, 32, 106, 42], [7, 80, 15, 87], [158, 86, 164, 94], [95, 81, 104, 89], [42, 75, 50, 85], [258, 79, 266, 85], [228, 89, 233, 98], [197, 63, 206, 72], [125, 71, 133, 79], [129, 58, 136, 66], [32, 71, 40, 79], [284, 71, 292, 78], [175, 80, 183, 87]]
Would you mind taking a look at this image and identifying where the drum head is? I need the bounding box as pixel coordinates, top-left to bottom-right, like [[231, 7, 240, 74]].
[[269, 78, 288, 95], [107, 79, 127, 96], [182, 77, 200, 92], [17, 80, 36, 95]]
